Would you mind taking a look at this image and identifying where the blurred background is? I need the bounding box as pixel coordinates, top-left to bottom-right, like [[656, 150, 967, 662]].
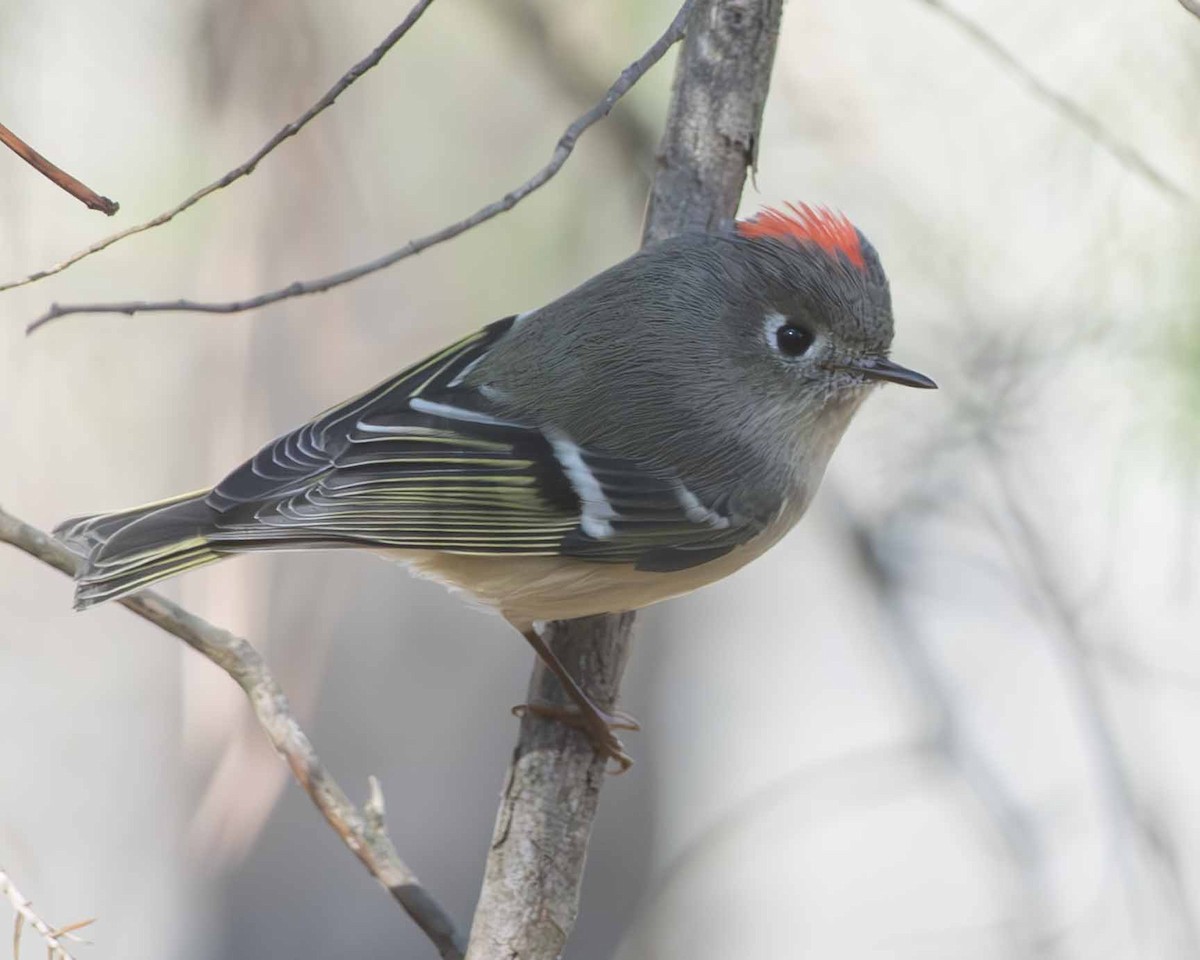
[[2, 0, 1200, 957]]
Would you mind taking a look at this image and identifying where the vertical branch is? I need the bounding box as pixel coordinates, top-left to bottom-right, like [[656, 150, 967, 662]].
[[642, 0, 783, 243], [463, 2, 783, 959], [465, 614, 636, 960]]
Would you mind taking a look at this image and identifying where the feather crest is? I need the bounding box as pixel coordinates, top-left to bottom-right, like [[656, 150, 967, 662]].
[[736, 202, 865, 270]]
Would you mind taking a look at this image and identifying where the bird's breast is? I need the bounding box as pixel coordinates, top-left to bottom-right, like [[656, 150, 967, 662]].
[[382, 501, 805, 631]]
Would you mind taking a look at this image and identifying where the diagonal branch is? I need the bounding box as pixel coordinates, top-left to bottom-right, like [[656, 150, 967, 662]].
[[0, 506, 465, 960], [25, 0, 692, 334], [479, 0, 658, 188], [914, 0, 1195, 208], [1, 865, 84, 960], [0, 121, 118, 217], [0, 0, 435, 295]]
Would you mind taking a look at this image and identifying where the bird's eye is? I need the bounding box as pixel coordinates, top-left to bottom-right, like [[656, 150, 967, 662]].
[[775, 323, 815, 357]]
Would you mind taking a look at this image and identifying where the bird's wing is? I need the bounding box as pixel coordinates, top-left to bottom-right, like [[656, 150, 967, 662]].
[[202, 316, 766, 570]]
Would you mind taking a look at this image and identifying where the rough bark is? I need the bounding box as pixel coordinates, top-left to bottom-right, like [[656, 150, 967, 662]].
[[463, 2, 784, 958], [643, 0, 784, 244], [465, 613, 636, 959]]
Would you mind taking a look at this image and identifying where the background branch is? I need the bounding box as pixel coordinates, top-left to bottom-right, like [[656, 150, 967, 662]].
[[0, 121, 118, 216], [0, 0, 433, 294], [462, 2, 784, 958], [980, 446, 1200, 951], [479, 0, 658, 191], [1, 864, 90, 960], [0, 506, 464, 960], [836, 498, 1053, 950], [914, 0, 1194, 208], [25, 1, 690, 334]]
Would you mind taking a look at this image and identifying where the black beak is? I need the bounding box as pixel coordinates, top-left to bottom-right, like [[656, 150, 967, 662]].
[[840, 357, 937, 389]]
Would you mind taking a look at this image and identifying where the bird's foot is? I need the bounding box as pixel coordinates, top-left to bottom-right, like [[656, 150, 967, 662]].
[[512, 700, 640, 773]]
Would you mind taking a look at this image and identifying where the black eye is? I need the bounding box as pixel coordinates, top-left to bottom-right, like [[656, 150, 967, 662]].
[[775, 323, 815, 357]]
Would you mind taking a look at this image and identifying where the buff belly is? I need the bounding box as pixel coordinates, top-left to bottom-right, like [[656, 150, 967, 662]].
[[386, 520, 790, 630]]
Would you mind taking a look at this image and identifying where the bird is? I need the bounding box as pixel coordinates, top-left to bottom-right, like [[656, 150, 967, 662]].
[[57, 203, 935, 769]]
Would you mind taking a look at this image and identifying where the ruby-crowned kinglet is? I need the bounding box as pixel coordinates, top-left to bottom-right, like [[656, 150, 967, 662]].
[[58, 203, 935, 768]]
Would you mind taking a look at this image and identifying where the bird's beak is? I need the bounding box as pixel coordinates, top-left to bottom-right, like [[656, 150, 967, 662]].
[[838, 356, 937, 389]]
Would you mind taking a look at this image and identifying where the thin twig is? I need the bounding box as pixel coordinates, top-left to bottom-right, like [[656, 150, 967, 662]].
[[0, 0, 435, 295], [479, 0, 657, 186], [982, 447, 1200, 955], [836, 499, 1054, 952], [0, 121, 117, 216], [0, 506, 465, 960], [0, 866, 81, 960], [26, 0, 691, 334], [915, 0, 1195, 208]]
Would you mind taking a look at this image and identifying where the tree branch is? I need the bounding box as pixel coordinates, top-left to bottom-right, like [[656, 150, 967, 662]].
[[463, 3, 783, 959], [25, 0, 691, 334], [479, 0, 659, 189], [0, 0, 435, 295], [0, 506, 465, 960], [914, 0, 1195, 208], [642, 0, 783, 242], [1, 865, 90, 960], [0, 120, 118, 216], [835, 497, 1053, 946]]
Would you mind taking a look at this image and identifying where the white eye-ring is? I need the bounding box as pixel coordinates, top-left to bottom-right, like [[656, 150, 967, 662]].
[[764, 311, 816, 358]]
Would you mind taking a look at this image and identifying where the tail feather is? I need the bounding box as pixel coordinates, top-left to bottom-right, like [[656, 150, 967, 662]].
[[56, 490, 225, 609]]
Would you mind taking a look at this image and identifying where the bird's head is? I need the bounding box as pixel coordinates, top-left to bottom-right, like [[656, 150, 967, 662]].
[[725, 203, 935, 407]]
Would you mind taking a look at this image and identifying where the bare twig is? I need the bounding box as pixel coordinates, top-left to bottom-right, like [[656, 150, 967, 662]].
[[837, 499, 1054, 953], [0, 865, 87, 960], [914, 0, 1195, 208], [463, 3, 783, 959], [479, 0, 658, 186], [0, 0, 435, 295], [0, 121, 117, 217], [1181, 0, 1200, 19], [982, 448, 1200, 955], [0, 507, 465, 960], [25, 0, 690, 334]]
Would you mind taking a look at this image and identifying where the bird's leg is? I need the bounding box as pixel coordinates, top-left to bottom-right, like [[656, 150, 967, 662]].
[[514, 626, 639, 772]]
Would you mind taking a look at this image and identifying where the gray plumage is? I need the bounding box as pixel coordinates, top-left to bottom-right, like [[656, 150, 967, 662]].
[[56, 208, 929, 615], [473, 230, 894, 523]]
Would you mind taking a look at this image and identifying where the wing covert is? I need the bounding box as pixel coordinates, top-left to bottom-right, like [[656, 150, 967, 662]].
[[200, 315, 766, 569]]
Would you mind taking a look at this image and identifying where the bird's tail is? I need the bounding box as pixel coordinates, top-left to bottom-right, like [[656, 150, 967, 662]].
[[56, 490, 225, 610]]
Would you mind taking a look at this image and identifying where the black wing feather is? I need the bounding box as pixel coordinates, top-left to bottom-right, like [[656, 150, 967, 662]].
[[196, 315, 763, 568]]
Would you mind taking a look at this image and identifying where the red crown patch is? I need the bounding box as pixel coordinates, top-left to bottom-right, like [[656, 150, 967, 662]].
[[736, 203, 865, 270]]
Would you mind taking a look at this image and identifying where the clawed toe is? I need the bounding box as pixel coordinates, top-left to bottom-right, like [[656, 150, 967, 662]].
[[513, 700, 638, 772], [511, 626, 638, 772], [598, 734, 634, 774], [605, 709, 641, 732]]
